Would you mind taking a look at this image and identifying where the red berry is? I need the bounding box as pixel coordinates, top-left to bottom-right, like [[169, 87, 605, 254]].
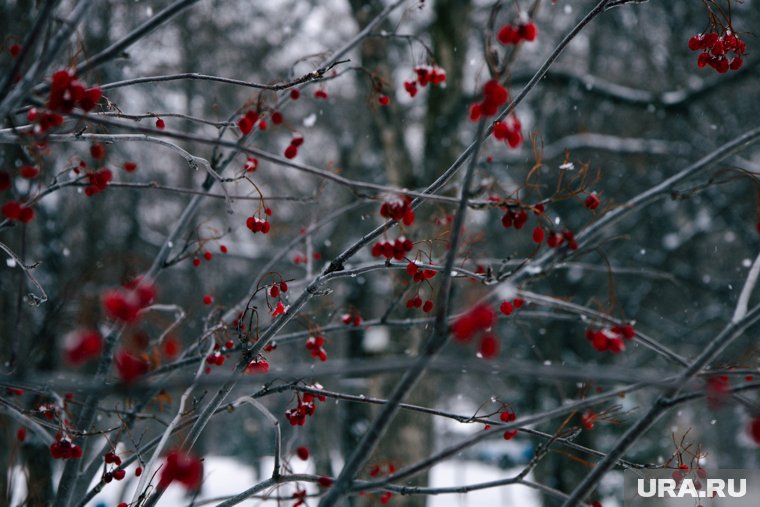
[[19, 165, 40, 179], [90, 144, 106, 160], [203, 295, 213, 305], [123, 161, 137, 172], [220, 244, 228, 254], [532, 226, 545, 244], [18, 206, 35, 223], [284, 145, 298, 159], [500, 301, 513, 316], [296, 446, 310, 460], [290, 89, 300, 100], [497, 25, 520, 45], [237, 117, 253, 135], [9, 44, 21, 58], [155, 118, 165, 129], [314, 89, 328, 100], [16, 427, 26, 442], [192, 257, 201, 267], [271, 111, 283, 124], [479, 334, 499, 359], [270, 285, 280, 298], [585, 192, 601, 210], [378, 95, 390, 106], [2, 200, 22, 220], [423, 300, 433, 313], [519, 22, 538, 42], [203, 251, 213, 261]]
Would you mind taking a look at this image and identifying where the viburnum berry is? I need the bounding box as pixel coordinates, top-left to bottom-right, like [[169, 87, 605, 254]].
[[123, 161, 137, 172], [192, 257, 201, 267], [203, 294, 213, 305], [452, 304, 495, 343], [379, 194, 415, 225], [500, 301, 513, 315], [50, 437, 83, 460], [271, 111, 284, 124], [19, 165, 40, 179], [47, 69, 101, 113], [404, 80, 418, 97], [114, 349, 149, 383], [497, 21, 538, 45], [158, 450, 203, 491], [272, 300, 286, 317], [314, 89, 328, 100], [306, 335, 328, 361], [423, 300, 433, 313], [296, 446, 310, 460], [237, 116, 253, 135], [220, 244, 228, 254], [689, 31, 746, 73], [16, 427, 26, 442], [479, 333, 500, 359], [290, 89, 300, 100], [284, 144, 298, 159], [470, 80, 508, 121], [155, 118, 165, 129], [532, 226, 545, 244], [90, 144, 106, 160], [63, 329, 103, 366], [246, 216, 270, 234], [492, 116, 522, 148], [380, 492, 393, 504], [245, 357, 270, 374], [585, 192, 601, 210], [370, 237, 414, 260], [9, 43, 21, 58], [84, 168, 113, 196]]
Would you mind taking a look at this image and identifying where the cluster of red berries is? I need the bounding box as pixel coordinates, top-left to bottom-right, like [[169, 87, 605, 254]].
[[314, 89, 328, 100], [371, 237, 414, 260], [546, 229, 578, 250], [269, 280, 289, 298], [26, 107, 65, 136], [63, 329, 103, 366], [84, 168, 113, 196], [102, 452, 127, 483], [405, 261, 437, 283], [158, 450, 203, 491], [501, 208, 528, 230], [469, 80, 509, 121], [584, 323, 635, 353], [451, 304, 500, 359], [341, 311, 362, 327], [48, 69, 102, 113], [406, 295, 434, 312], [500, 408, 518, 440], [499, 298, 524, 316], [50, 437, 82, 460], [493, 116, 523, 148], [305, 335, 328, 361], [403, 65, 446, 97], [379, 195, 415, 225], [237, 110, 263, 135], [285, 391, 325, 426], [206, 340, 235, 367], [2, 200, 35, 223], [689, 31, 745, 73], [245, 356, 270, 374], [192, 250, 215, 267], [246, 215, 271, 234], [497, 21, 538, 45], [581, 411, 597, 430], [114, 349, 149, 383], [284, 135, 304, 159], [102, 279, 157, 323]]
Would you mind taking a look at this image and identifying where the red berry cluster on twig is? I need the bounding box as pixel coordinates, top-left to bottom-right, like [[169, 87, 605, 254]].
[[379, 194, 415, 225], [371, 237, 414, 260], [285, 390, 326, 426], [157, 450, 203, 491], [470, 80, 509, 121], [497, 21, 538, 45], [451, 304, 501, 359], [689, 31, 745, 73], [584, 323, 635, 353], [493, 116, 523, 148], [403, 65, 446, 97], [306, 335, 328, 361]]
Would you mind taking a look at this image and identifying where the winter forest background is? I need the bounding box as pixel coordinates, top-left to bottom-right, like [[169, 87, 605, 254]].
[[1, 0, 760, 506]]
